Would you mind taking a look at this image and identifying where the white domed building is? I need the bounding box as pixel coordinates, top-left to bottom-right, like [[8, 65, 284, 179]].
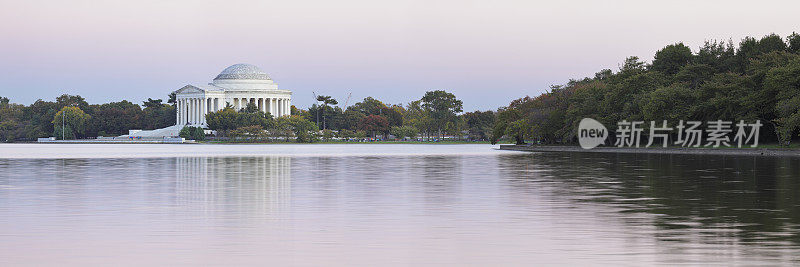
[[122, 64, 291, 139], [175, 63, 292, 126]]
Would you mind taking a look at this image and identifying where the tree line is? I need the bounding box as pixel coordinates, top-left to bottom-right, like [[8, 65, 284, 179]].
[[0, 95, 175, 141], [0, 90, 496, 143], [203, 90, 496, 143], [493, 32, 800, 146]]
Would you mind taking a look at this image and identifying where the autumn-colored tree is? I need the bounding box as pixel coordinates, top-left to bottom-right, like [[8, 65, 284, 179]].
[[358, 115, 389, 137]]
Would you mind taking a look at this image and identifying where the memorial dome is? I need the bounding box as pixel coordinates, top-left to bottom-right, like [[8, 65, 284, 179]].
[[213, 64, 271, 80]]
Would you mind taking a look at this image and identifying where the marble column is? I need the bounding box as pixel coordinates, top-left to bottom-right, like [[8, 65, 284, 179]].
[[201, 98, 206, 125], [198, 98, 202, 124], [182, 99, 186, 125], [181, 99, 185, 124], [186, 99, 191, 124]]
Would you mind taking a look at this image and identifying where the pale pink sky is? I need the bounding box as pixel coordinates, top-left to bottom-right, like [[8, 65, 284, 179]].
[[0, 0, 798, 110]]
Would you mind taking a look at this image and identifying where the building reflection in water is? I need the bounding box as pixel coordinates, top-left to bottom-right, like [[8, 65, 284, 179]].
[[173, 156, 291, 218]]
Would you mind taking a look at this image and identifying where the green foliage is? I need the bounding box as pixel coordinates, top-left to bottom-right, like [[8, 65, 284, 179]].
[[350, 97, 387, 116], [788, 32, 800, 54], [230, 125, 267, 139], [142, 98, 163, 109], [766, 58, 800, 144], [167, 92, 177, 105], [206, 107, 240, 135], [179, 126, 205, 141], [390, 125, 418, 140], [495, 32, 800, 146], [338, 129, 355, 139], [651, 43, 693, 75], [0, 97, 25, 142], [505, 119, 529, 145], [354, 130, 367, 139], [206, 106, 274, 137], [288, 116, 318, 143], [52, 106, 91, 139], [141, 103, 176, 131], [640, 85, 697, 122], [421, 90, 463, 138], [86, 100, 142, 136], [321, 129, 334, 141]]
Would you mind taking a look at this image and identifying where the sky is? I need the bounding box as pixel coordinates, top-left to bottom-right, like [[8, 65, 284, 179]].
[[0, 0, 798, 111]]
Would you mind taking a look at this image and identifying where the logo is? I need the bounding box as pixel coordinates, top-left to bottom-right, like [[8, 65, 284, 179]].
[[578, 118, 608, 149]]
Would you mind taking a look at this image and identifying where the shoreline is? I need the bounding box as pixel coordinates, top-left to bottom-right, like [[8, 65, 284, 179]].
[[499, 145, 800, 157]]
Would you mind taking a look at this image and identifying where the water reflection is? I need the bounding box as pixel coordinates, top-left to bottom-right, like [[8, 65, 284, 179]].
[[498, 152, 800, 263], [174, 157, 291, 217], [2, 148, 800, 265]]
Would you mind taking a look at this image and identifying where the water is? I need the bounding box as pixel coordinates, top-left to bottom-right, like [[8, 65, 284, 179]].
[[1, 144, 799, 265]]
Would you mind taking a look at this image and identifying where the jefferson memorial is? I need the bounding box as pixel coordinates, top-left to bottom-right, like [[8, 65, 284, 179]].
[[124, 64, 291, 138], [176, 63, 292, 126]]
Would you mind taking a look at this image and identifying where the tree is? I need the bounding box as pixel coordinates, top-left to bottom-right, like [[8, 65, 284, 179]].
[[243, 102, 259, 113], [338, 129, 355, 139], [788, 32, 800, 54], [86, 100, 143, 136], [167, 92, 177, 105], [463, 111, 495, 140], [142, 98, 163, 109], [651, 43, 693, 76], [403, 100, 433, 139], [179, 126, 205, 141], [141, 102, 176, 130], [287, 116, 318, 143], [421, 90, 463, 139], [321, 129, 334, 141], [206, 107, 240, 136], [339, 109, 366, 131], [52, 106, 91, 139], [350, 97, 387, 116], [56, 94, 89, 111], [390, 125, 418, 140], [505, 119, 529, 145], [230, 125, 267, 140], [767, 59, 800, 145], [315, 95, 338, 130], [379, 106, 403, 127], [0, 97, 25, 142], [273, 116, 296, 141], [358, 115, 389, 137], [640, 85, 698, 122]]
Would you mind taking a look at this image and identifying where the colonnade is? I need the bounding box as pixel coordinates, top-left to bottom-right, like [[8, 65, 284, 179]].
[[176, 97, 291, 125]]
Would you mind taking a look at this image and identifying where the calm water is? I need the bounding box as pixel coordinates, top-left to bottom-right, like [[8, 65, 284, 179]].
[[1, 144, 799, 266]]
